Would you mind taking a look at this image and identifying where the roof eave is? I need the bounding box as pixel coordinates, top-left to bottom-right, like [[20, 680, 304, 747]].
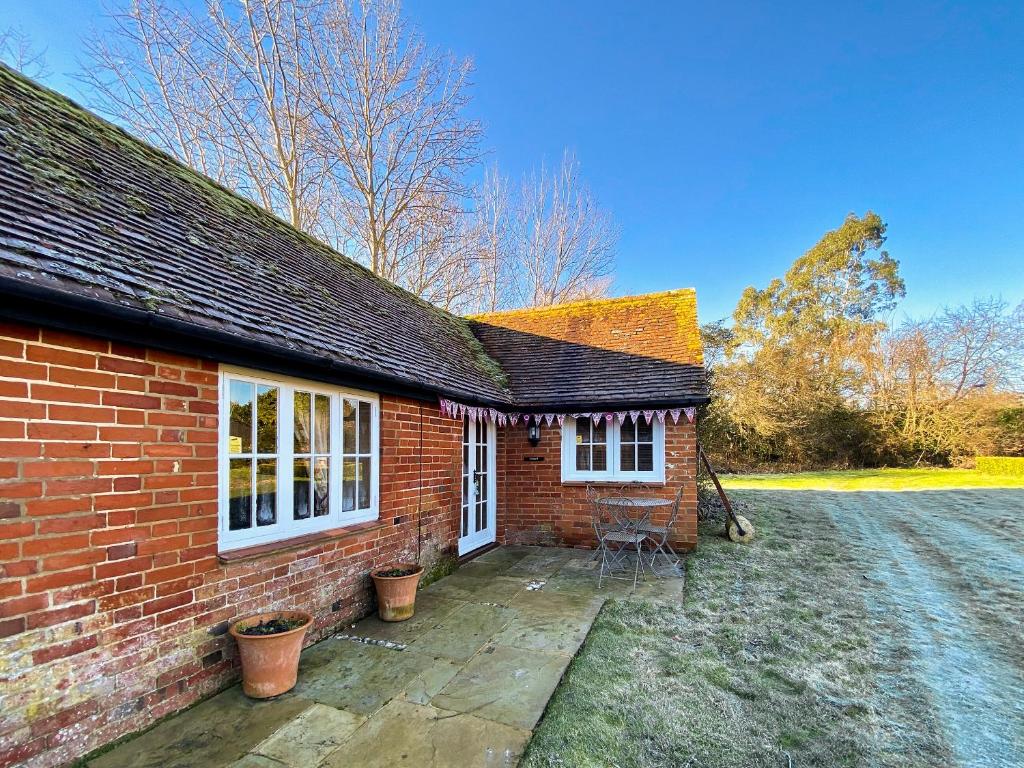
[[0, 276, 513, 407]]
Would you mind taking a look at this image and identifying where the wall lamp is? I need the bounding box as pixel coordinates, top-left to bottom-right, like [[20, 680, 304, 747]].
[[527, 420, 542, 446]]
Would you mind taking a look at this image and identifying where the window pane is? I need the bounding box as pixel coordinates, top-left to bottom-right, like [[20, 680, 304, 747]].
[[229, 380, 253, 454], [255, 458, 277, 526], [575, 417, 590, 443], [593, 420, 607, 443], [256, 385, 278, 454], [293, 458, 311, 520], [314, 457, 330, 516], [576, 445, 591, 471], [293, 391, 311, 454], [638, 443, 654, 472], [343, 399, 356, 454], [637, 419, 654, 442], [621, 419, 636, 442], [592, 445, 607, 471], [229, 458, 252, 530], [342, 458, 356, 512], [357, 457, 371, 509], [358, 401, 371, 453], [314, 395, 331, 454], [620, 444, 636, 472]]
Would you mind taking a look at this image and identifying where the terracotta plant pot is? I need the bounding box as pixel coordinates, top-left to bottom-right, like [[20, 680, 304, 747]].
[[229, 610, 313, 698], [371, 563, 424, 622]]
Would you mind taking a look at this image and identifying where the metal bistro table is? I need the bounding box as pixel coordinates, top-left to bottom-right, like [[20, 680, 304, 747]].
[[594, 496, 674, 587]]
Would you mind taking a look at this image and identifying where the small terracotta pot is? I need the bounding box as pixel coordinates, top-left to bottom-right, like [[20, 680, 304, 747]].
[[371, 563, 424, 622], [229, 610, 312, 698]]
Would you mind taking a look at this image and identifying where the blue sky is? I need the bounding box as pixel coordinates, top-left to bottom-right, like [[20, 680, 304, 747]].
[[3, 0, 1022, 322]]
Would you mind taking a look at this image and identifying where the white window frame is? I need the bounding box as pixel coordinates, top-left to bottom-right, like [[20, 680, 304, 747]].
[[218, 366, 380, 552], [560, 416, 665, 483]]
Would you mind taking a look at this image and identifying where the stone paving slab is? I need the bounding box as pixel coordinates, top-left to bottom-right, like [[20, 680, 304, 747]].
[[294, 640, 446, 715], [250, 703, 364, 767], [431, 644, 572, 730], [319, 699, 529, 768], [89, 687, 311, 768], [492, 600, 601, 654], [420, 572, 529, 605], [347, 592, 465, 644], [88, 545, 684, 768], [408, 602, 516, 662]]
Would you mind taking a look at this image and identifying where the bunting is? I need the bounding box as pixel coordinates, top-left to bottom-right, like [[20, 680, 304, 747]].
[[437, 397, 695, 430]]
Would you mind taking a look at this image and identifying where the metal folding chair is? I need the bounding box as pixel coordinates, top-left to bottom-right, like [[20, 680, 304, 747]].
[[594, 498, 650, 589], [639, 487, 683, 573]]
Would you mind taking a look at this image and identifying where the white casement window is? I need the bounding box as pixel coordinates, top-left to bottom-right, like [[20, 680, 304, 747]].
[[561, 415, 665, 482], [218, 367, 379, 551]]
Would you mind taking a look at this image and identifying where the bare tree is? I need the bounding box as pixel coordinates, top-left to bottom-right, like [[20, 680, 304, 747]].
[[304, 0, 482, 278], [81, 0, 480, 280], [80, 1, 613, 310], [513, 151, 615, 306], [869, 298, 1024, 461], [81, 0, 323, 230], [0, 26, 50, 79], [470, 165, 513, 312]]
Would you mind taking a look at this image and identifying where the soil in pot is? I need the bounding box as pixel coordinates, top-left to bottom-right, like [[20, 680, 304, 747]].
[[371, 563, 423, 622], [229, 610, 312, 699]]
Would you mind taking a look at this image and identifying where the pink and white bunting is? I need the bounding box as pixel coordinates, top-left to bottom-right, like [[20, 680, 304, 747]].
[[436, 397, 698, 430]]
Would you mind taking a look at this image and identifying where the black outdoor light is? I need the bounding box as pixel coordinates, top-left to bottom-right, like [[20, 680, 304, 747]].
[[527, 420, 542, 446]]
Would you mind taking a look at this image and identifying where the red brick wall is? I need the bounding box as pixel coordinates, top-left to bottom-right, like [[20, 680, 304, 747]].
[[0, 322, 461, 768], [496, 420, 698, 550]]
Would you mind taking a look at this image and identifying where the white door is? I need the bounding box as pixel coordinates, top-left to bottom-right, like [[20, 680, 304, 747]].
[[459, 416, 496, 555]]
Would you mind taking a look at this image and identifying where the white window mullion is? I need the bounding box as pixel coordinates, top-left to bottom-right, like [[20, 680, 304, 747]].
[[331, 393, 342, 527], [279, 385, 294, 539], [371, 400, 380, 509]]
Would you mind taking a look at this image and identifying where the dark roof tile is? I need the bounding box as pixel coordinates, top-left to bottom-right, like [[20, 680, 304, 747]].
[[0, 65, 510, 404]]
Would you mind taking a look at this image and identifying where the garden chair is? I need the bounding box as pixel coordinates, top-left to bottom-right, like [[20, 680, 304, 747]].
[[639, 487, 683, 574], [593, 497, 650, 589]]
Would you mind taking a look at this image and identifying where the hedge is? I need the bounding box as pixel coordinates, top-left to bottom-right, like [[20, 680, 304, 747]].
[[976, 456, 1024, 476]]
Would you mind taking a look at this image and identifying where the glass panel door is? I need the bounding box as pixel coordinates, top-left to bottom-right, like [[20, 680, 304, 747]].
[[459, 416, 496, 554]]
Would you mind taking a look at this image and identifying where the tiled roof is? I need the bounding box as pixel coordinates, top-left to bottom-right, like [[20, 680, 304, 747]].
[[0, 65, 706, 410], [469, 290, 708, 409], [0, 65, 511, 405]]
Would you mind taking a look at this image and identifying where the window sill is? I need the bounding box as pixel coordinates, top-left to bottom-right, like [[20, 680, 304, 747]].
[[561, 479, 666, 487], [218, 519, 386, 563]]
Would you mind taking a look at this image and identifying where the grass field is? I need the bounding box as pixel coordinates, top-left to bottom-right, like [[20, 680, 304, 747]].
[[720, 467, 1024, 491], [522, 473, 1024, 768]]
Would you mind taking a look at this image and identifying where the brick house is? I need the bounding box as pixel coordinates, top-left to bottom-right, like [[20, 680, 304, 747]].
[[0, 64, 707, 768]]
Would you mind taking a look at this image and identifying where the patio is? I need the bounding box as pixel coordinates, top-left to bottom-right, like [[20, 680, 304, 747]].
[[88, 546, 684, 768]]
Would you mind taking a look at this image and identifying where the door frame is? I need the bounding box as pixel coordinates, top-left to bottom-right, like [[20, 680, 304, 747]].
[[458, 417, 497, 555]]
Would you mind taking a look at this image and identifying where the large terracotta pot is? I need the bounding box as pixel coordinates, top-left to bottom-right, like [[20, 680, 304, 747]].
[[371, 563, 424, 622], [229, 610, 312, 698]]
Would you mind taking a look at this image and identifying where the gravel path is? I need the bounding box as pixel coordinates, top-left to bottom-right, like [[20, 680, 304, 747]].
[[820, 489, 1024, 768]]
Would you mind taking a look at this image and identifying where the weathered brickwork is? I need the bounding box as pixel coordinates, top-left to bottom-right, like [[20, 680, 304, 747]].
[[496, 420, 698, 549], [0, 322, 461, 768], [0, 318, 700, 768]]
